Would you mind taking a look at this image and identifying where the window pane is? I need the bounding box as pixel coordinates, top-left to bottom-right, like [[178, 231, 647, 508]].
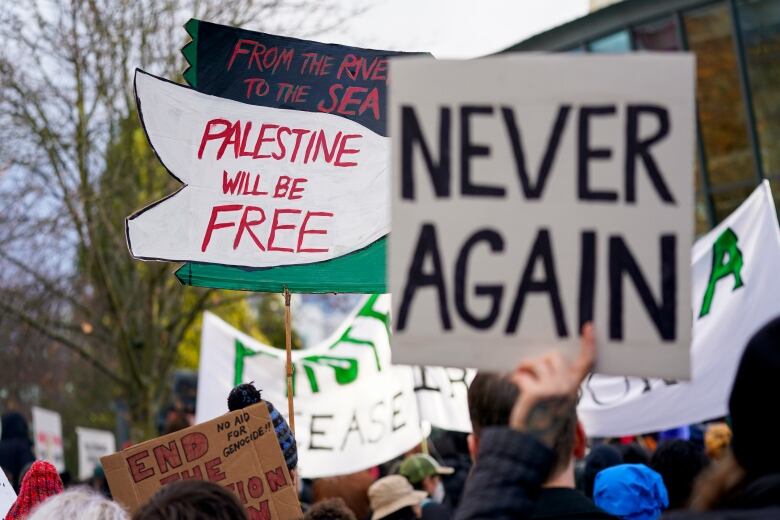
[[588, 30, 631, 52], [633, 17, 682, 51], [684, 3, 755, 222], [737, 0, 780, 191], [696, 192, 710, 236]]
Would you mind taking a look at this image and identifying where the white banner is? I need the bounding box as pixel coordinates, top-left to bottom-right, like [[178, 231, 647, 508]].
[[412, 366, 474, 434], [128, 70, 389, 268], [32, 406, 64, 472], [389, 55, 695, 380], [0, 470, 16, 518], [76, 427, 116, 481], [198, 295, 429, 478], [578, 181, 780, 436]]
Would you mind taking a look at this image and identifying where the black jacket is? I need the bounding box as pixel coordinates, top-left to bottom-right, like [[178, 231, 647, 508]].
[[531, 488, 614, 519], [422, 501, 453, 520], [455, 428, 555, 520], [0, 412, 35, 491]]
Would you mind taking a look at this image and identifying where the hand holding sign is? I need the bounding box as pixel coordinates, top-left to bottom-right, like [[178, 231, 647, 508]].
[[509, 323, 595, 449]]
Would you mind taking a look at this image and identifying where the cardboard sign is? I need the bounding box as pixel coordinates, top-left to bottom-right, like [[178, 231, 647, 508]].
[[76, 427, 116, 481], [32, 407, 65, 472], [0, 470, 17, 518], [101, 403, 301, 518], [389, 55, 695, 379], [127, 71, 388, 269]]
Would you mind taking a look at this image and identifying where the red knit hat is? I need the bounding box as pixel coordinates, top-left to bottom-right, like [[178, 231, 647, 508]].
[[5, 461, 63, 520]]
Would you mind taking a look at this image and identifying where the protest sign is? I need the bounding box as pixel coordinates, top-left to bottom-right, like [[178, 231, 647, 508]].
[[389, 55, 695, 379], [101, 403, 301, 518], [180, 20, 414, 136], [127, 70, 389, 270], [196, 295, 424, 478], [32, 406, 64, 472], [0, 471, 16, 518], [128, 20, 421, 294], [577, 181, 780, 436], [77, 427, 116, 481]]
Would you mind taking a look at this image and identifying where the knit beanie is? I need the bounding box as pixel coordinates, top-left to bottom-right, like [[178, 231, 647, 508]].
[[227, 383, 298, 471], [728, 315, 780, 476], [5, 460, 63, 520]]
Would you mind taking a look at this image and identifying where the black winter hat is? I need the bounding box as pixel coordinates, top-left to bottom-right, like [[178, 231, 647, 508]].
[[228, 382, 298, 471], [728, 315, 780, 476]]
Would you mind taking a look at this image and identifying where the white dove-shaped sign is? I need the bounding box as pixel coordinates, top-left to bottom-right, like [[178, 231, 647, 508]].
[[127, 70, 389, 268]]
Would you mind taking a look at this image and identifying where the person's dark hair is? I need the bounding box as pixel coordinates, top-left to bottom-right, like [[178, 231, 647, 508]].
[[132, 480, 247, 520], [650, 440, 708, 509], [467, 372, 518, 435], [619, 443, 649, 465], [303, 498, 357, 520], [379, 505, 417, 520], [468, 371, 576, 476], [227, 382, 298, 471], [582, 444, 623, 499]]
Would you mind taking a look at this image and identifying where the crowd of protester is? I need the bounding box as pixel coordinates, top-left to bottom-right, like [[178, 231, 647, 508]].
[[2, 317, 779, 519]]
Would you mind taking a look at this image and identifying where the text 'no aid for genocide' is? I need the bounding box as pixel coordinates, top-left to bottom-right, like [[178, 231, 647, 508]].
[[389, 55, 695, 380]]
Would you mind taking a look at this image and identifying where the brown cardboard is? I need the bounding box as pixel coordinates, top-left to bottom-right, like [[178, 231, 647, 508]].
[[101, 403, 301, 519]]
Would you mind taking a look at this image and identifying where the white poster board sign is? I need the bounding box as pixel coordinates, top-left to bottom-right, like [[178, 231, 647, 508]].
[[578, 181, 780, 435], [0, 471, 17, 518], [389, 55, 695, 379], [32, 406, 64, 472], [76, 427, 116, 481], [127, 70, 389, 268]]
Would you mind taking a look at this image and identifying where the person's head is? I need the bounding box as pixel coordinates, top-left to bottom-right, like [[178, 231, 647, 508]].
[[728, 315, 780, 477], [704, 422, 731, 461], [132, 480, 247, 520], [399, 454, 453, 502], [368, 475, 426, 520], [650, 440, 708, 510], [28, 487, 128, 520], [582, 444, 623, 499], [619, 443, 650, 465], [467, 371, 585, 483], [228, 383, 298, 477], [1, 412, 30, 441], [593, 464, 669, 520], [303, 498, 357, 520], [6, 460, 64, 520]]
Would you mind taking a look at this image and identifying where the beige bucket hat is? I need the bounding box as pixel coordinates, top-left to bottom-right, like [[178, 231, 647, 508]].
[[369, 475, 427, 520]]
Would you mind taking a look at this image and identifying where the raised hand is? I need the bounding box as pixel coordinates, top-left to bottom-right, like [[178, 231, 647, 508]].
[[508, 323, 596, 448]]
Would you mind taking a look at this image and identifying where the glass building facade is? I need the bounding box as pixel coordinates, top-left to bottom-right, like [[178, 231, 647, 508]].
[[504, 0, 780, 235]]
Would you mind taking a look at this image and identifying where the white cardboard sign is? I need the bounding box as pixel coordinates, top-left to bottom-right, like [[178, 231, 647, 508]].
[[389, 55, 695, 379], [76, 427, 116, 481], [32, 406, 65, 472], [127, 70, 389, 268], [0, 470, 17, 518]]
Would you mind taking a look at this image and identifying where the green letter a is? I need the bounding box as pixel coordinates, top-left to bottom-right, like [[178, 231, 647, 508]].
[[699, 228, 744, 318]]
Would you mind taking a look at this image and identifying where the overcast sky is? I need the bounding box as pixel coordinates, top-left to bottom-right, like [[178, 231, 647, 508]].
[[319, 0, 590, 58]]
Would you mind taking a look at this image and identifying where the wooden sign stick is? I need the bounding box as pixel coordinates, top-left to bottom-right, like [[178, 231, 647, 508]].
[[283, 287, 295, 434]]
